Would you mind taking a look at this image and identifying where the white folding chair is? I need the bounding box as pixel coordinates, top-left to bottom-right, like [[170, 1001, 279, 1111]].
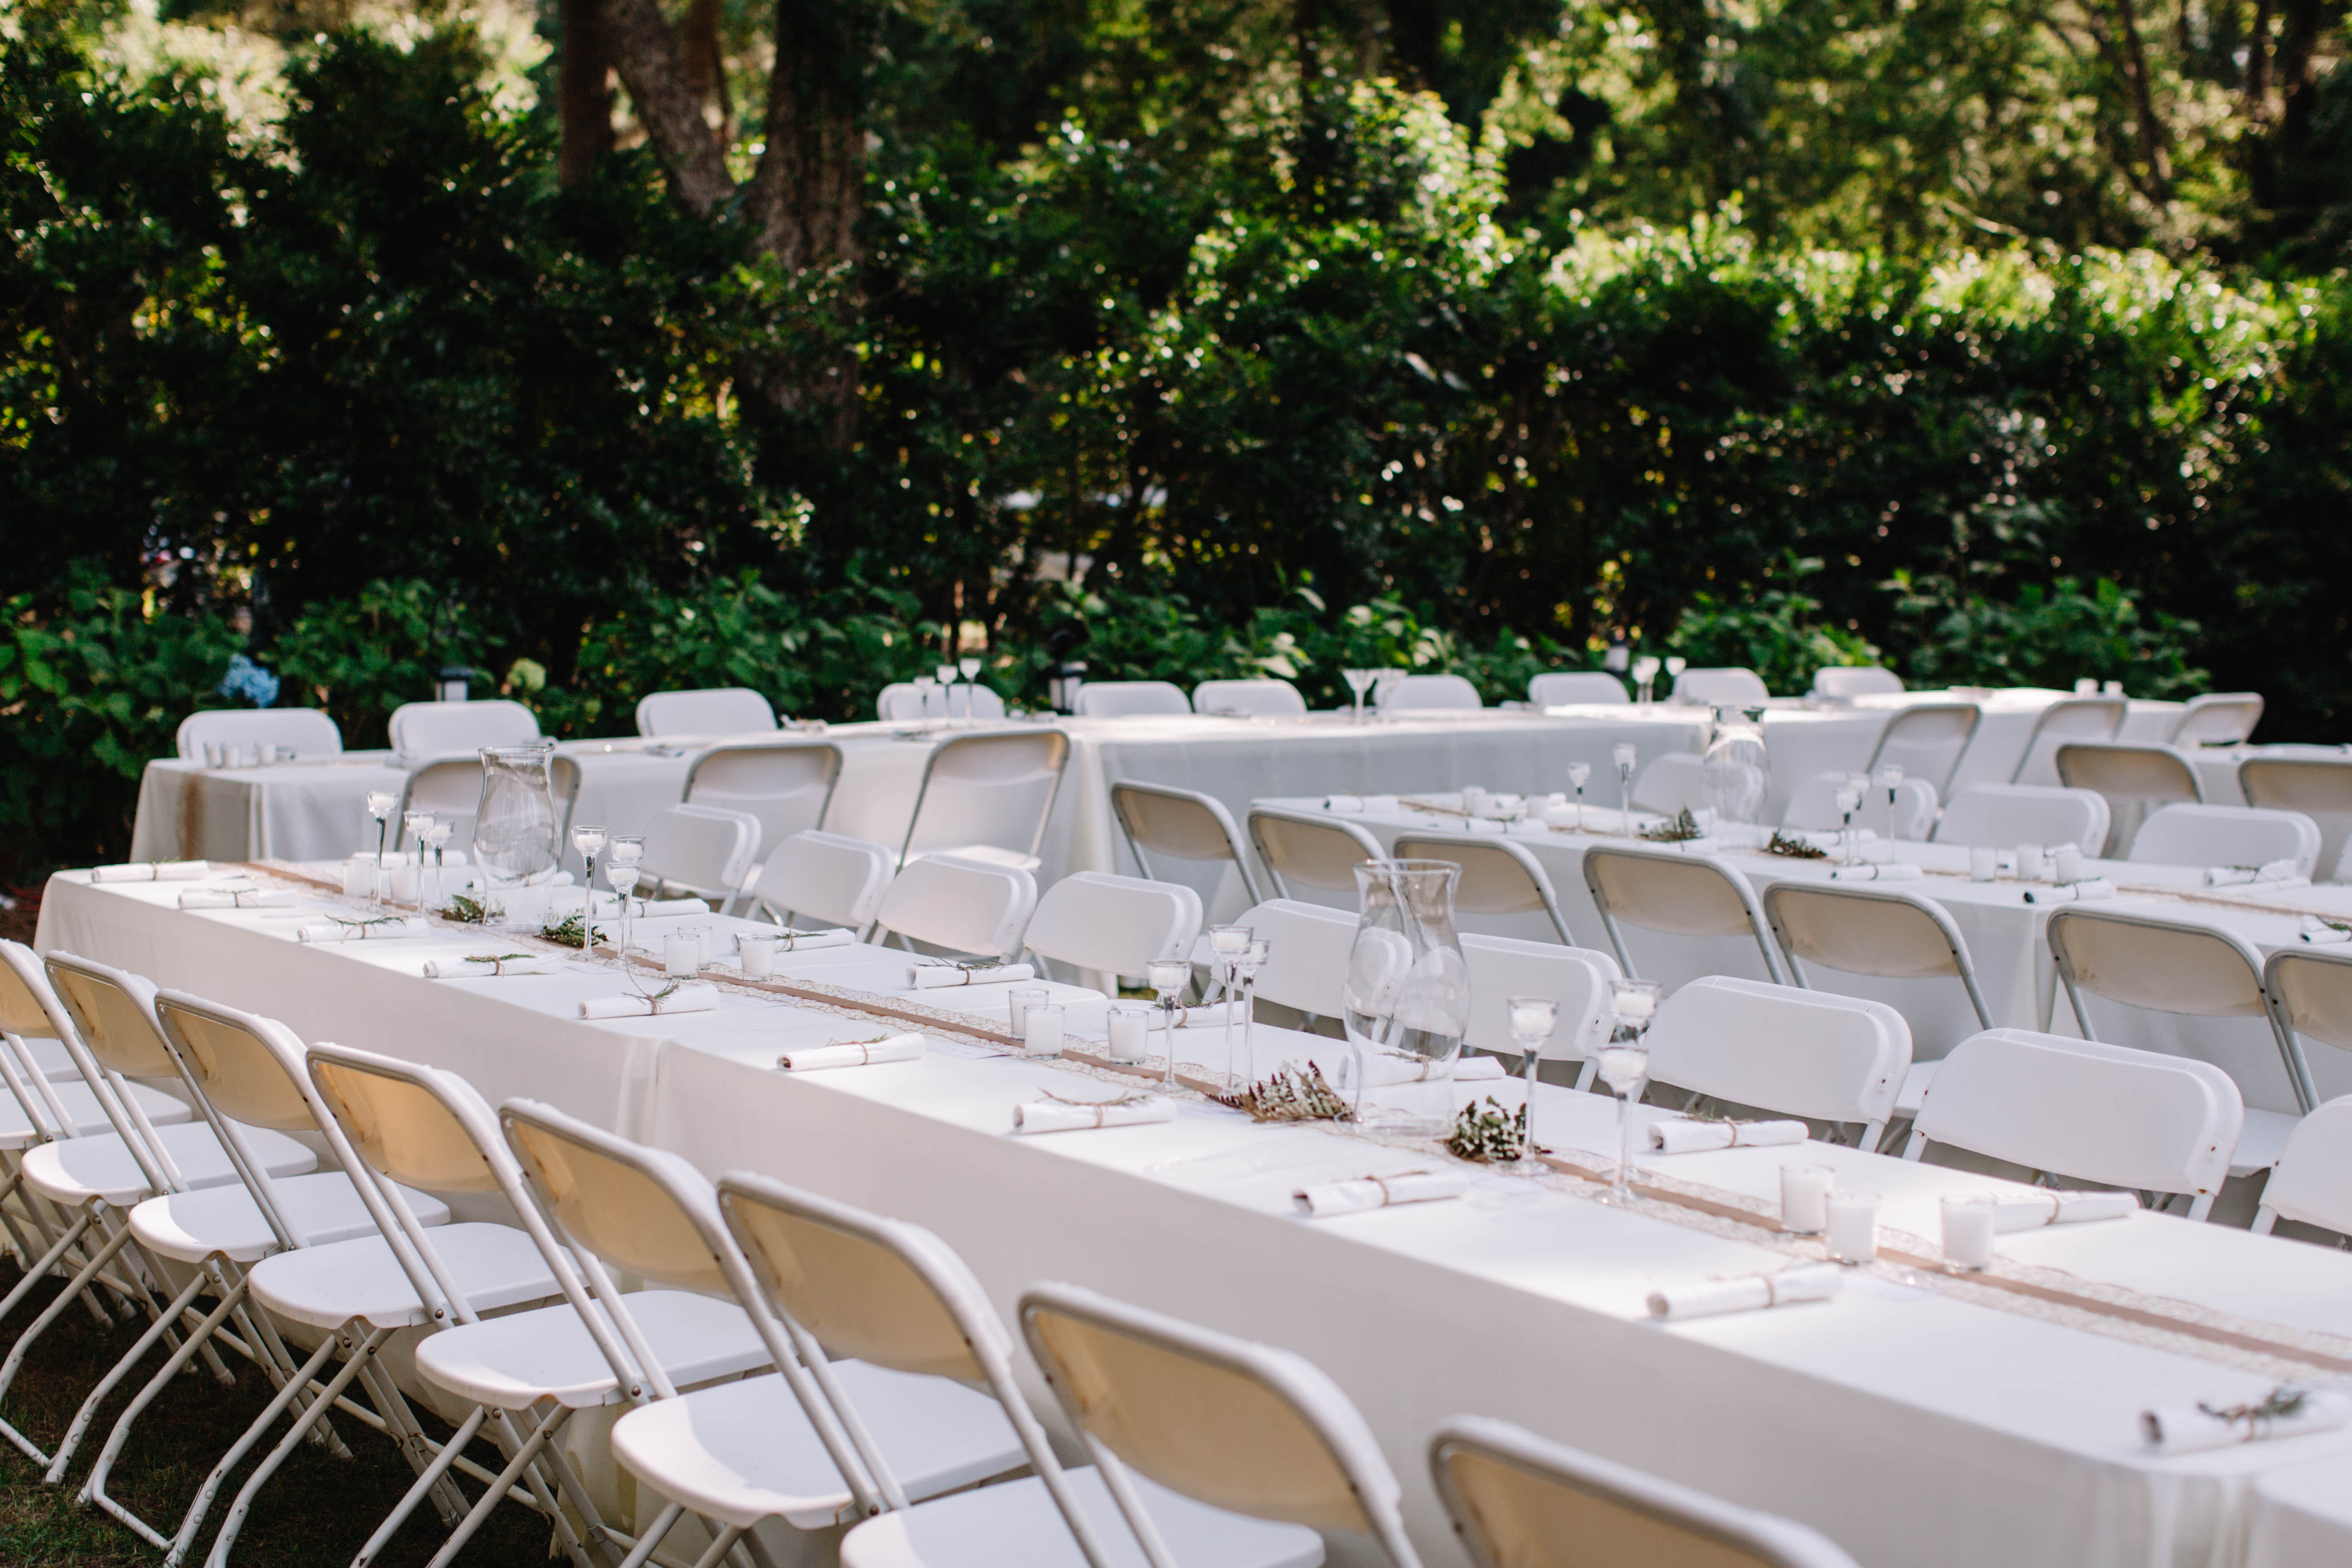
[[1431, 1415, 1861, 1568], [685, 740, 844, 864], [1237, 900, 1357, 1026], [1023, 872, 1203, 985], [1377, 673, 1482, 712], [1644, 977, 1910, 1149], [1459, 935, 1621, 1091], [2010, 696, 2125, 787], [899, 728, 1072, 874], [1629, 753, 1706, 816], [2241, 756, 2352, 883], [2128, 802, 2321, 877], [2262, 948, 2352, 1197], [393, 754, 483, 854], [749, 829, 896, 937], [1192, 678, 1308, 717], [1930, 783, 2110, 852], [877, 683, 1008, 722], [1393, 831, 1578, 946], [1809, 666, 1903, 700], [387, 698, 541, 756], [1581, 844, 1788, 984], [1863, 702, 1980, 798], [1903, 1028, 2242, 1221], [2171, 691, 2263, 746], [2049, 909, 2312, 1177], [1016, 1282, 1410, 1568], [2251, 1096, 2352, 1239], [1671, 667, 1769, 706], [1526, 672, 1628, 706], [1112, 782, 1265, 904], [641, 802, 763, 912], [2055, 742, 2202, 855], [636, 686, 779, 737], [871, 854, 1037, 959], [1779, 773, 1937, 840], [1247, 807, 1384, 905], [176, 708, 342, 762], [1075, 681, 1193, 718]]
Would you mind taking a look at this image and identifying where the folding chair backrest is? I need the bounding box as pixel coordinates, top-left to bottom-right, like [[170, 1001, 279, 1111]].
[[395, 756, 483, 851], [1809, 666, 1902, 700], [1864, 703, 1980, 795], [1629, 754, 1706, 815], [1074, 681, 1192, 718], [1023, 871, 1202, 979], [2267, 948, 2352, 1055], [1458, 935, 1619, 1060], [1646, 976, 1909, 1132], [1431, 1415, 1861, 1568], [1526, 672, 1629, 706], [2127, 803, 2320, 876], [1779, 774, 1937, 839], [1911, 1028, 2240, 1200], [43, 953, 178, 1080], [1764, 883, 1971, 982], [901, 729, 1072, 867], [1379, 673, 1482, 712], [153, 995, 317, 1132], [1019, 1281, 1414, 1555], [1394, 834, 1575, 946], [501, 1102, 732, 1298], [1112, 782, 1262, 901], [387, 699, 540, 757], [749, 830, 895, 931], [2054, 742, 2200, 805], [871, 854, 1036, 958], [1237, 899, 1356, 1018], [2256, 1096, 2352, 1236], [177, 706, 343, 762], [0, 939, 67, 1043], [2172, 692, 2263, 746], [2240, 757, 2352, 883], [2011, 697, 2126, 787], [2050, 910, 2268, 1019], [308, 1051, 507, 1196], [684, 742, 842, 853], [642, 803, 762, 902], [1191, 678, 1308, 717], [1248, 808, 1383, 899], [1672, 668, 1768, 706], [1930, 783, 2110, 851], [1581, 846, 1784, 983], [636, 687, 777, 738]]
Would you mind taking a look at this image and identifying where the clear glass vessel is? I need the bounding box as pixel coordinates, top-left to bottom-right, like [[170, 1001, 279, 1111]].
[[1343, 859, 1470, 1132], [471, 742, 561, 887]]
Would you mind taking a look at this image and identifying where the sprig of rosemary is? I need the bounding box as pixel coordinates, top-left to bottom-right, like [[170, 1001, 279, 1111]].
[[2197, 1386, 2310, 1431], [1443, 1097, 1540, 1163], [1765, 830, 1827, 859], [331, 914, 407, 930], [540, 911, 606, 949], [1042, 1087, 1154, 1109], [917, 958, 1001, 972], [1212, 1064, 1356, 1124], [1639, 806, 1704, 843], [435, 893, 501, 925], [465, 953, 536, 967]]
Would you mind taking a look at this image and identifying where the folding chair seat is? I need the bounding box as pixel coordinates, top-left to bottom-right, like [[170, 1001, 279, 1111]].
[[1864, 702, 1980, 798], [641, 802, 764, 912], [2240, 756, 2352, 883], [1930, 783, 2110, 852], [2170, 692, 2263, 746], [2055, 742, 2202, 855], [1378, 673, 1482, 711], [2010, 697, 2126, 787], [2252, 1096, 2352, 1238], [1581, 844, 1788, 984], [177, 707, 343, 762], [1194, 678, 1309, 717], [1075, 681, 1193, 718], [685, 740, 844, 863], [1671, 668, 1768, 706], [899, 729, 1072, 873], [638, 686, 778, 737], [2127, 802, 2320, 877], [1643, 977, 1910, 1150], [1247, 807, 1383, 905], [872, 855, 1038, 960], [1393, 831, 1577, 946], [1023, 871, 1202, 984], [1113, 781, 1265, 903], [750, 829, 896, 935], [387, 698, 540, 756], [1810, 666, 1903, 700], [1527, 671, 1629, 706]]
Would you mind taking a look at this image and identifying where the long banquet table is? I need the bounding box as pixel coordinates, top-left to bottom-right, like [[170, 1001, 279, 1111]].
[[32, 864, 2352, 1568]]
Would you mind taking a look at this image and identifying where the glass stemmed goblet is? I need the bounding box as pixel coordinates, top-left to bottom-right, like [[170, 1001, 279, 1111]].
[[911, 673, 938, 725], [1373, 669, 1402, 717], [572, 822, 607, 935], [364, 791, 400, 909], [1236, 937, 1269, 1088], [401, 813, 435, 913], [422, 820, 454, 910], [1876, 764, 1905, 842], [1342, 669, 1376, 725], [1631, 655, 1661, 705], [602, 835, 646, 961], [1206, 925, 1253, 1088], [1612, 742, 1639, 837], [959, 655, 984, 726], [1147, 958, 1191, 1089], [936, 664, 960, 724], [1835, 785, 1864, 866], [1663, 655, 1687, 697], [1598, 979, 1663, 1205], [1506, 994, 1559, 1169], [1566, 762, 1591, 833]]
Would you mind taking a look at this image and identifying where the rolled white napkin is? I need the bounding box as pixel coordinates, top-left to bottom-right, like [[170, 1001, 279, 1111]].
[[1347, 1052, 1498, 1088], [579, 985, 721, 1020], [422, 955, 565, 979], [778, 1034, 924, 1071], [1293, 1169, 1470, 1219], [751, 927, 855, 953], [1647, 1263, 1843, 1322], [1363, 794, 1400, 813], [2021, 879, 2115, 906], [178, 887, 298, 910], [588, 894, 712, 918], [2207, 859, 2304, 887], [1647, 1117, 1809, 1155], [1012, 1096, 1177, 1134], [1164, 999, 1249, 1028], [1828, 863, 1921, 883], [1994, 1190, 2140, 1231], [2297, 917, 2352, 947], [1464, 818, 1507, 835], [908, 962, 1034, 990], [2140, 1389, 2352, 1455], [93, 860, 211, 883], [1324, 794, 1365, 813], [295, 917, 423, 943]]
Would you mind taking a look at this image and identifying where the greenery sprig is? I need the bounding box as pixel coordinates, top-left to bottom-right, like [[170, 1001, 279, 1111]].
[[1765, 830, 1827, 859], [436, 893, 501, 925], [331, 914, 406, 930], [540, 911, 605, 949], [465, 953, 536, 969], [2197, 1386, 2310, 1432], [1443, 1097, 1540, 1163], [1212, 1064, 1355, 1124], [1640, 807, 1704, 843]]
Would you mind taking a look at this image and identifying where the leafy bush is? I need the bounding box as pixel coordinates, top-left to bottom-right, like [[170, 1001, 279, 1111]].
[[1665, 558, 1884, 696], [1888, 574, 2207, 699], [272, 581, 490, 750]]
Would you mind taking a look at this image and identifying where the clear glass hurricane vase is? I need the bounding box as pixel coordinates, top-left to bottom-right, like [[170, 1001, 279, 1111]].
[[1342, 859, 1470, 1132], [1700, 707, 1770, 847], [471, 743, 562, 889]]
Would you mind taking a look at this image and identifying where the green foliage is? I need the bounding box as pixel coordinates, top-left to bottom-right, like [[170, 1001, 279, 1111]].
[[271, 581, 486, 751], [1889, 574, 2208, 700], [1666, 557, 1882, 696]]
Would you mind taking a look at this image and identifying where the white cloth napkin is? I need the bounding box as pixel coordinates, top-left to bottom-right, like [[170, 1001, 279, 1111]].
[[2022, 879, 2116, 905], [1647, 1263, 1843, 1322], [1994, 1191, 2140, 1231], [1164, 1000, 1249, 1028], [579, 985, 721, 1020], [1346, 1052, 1500, 1088], [1012, 1096, 1177, 1134], [588, 894, 712, 918], [778, 1034, 924, 1071], [1828, 863, 1921, 883], [1324, 794, 1365, 812], [1293, 1169, 1469, 1219], [1647, 1117, 1808, 1155], [2298, 917, 2352, 947], [749, 928, 855, 953], [909, 962, 1034, 989], [295, 917, 423, 942], [2141, 1389, 2352, 1455], [178, 887, 298, 910], [422, 955, 565, 979], [93, 860, 211, 883], [2206, 859, 2304, 887], [1463, 818, 1506, 835]]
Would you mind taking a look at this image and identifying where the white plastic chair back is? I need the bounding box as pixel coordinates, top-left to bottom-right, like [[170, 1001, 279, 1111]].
[[387, 699, 540, 758], [1458, 935, 1619, 1061], [876, 683, 1005, 723], [1393, 833, 1576, 946], [2128, 803, 2320, 877], [2055, 742, 2200, 853], [1237, 900, 1356, 1020], [176, 708, 343, 762], [1764, 883, 1992, 1028], [43, 954, 179, 1082], [2266, 947, 2352, 1057], [1645, 977, 1909, 1144], [1580, 846, 1786, 984], [1526, 673, 1628, 707], [635, 687, 777, 738], [641, 803, 762, 905], [2171, 692, 2263, 746], [1905, 1028, 2241, 1213], [1779, 773, 1937, 840], [1809, 667, 1902, 700], [1377, 674, 1482, 712], [2254, 1096, 2352, 1237], [1024, 872, 1203, 980], [1191, 678, 1308, 717], [2010, 697, 2126, 787], [684, 742, 843, 855], [749, 830, 894, 933], [2241, 757, 2352, 884], [1431, 1415, 1862, 1568], [1930, 784, 2110, 852], [1671, 668, 1768, 706], [1629, 754, 1706, 816], [1247, 808, 1383, 903], [395, 756, 483, 852], [1112, 782, 1264, 904], [872, 854, 1037, 959], [1075, 681, 1192, 718], [1864, 703, 1980, 796], [899, 729, 1072, 873], [1019, 1281, 1425, 1568]]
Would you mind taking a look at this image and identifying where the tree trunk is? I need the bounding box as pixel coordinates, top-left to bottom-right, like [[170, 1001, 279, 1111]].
[[558, 0, 616, 186], [682, 0, 734, 145], [1383, 0, 1441, 90], [742, 1, 866, 273], [600, 0, 734, 215], [2244, 0, 2274, 121], [2105, 0, 2174, 198]]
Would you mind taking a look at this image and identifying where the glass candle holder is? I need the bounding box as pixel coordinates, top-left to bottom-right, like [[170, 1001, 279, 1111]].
[[1106, 1003, 1152, 1064], [1781, 1164, 1834, 1235], [1023, 1002, 1065, 1058], [1826, 1192, 1878, 1265], [1941, 1193, 1997, 1272], [737, 933, 779, 978], [1006, 987, 1049, 1036]]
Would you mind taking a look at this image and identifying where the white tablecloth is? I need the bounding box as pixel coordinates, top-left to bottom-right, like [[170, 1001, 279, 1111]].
[[2245, 1453, 2352, 1567]]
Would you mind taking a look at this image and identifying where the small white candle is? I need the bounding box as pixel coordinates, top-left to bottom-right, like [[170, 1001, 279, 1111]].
[[2015, 843, 2048, 882], [1023, 1003, 1064, 1058], [1107, 1004, 1151, 1063], [737, 935, 777, 978], [1826, 1192, 1878, 1265], [2051, 845, 2085, 885], [1969, 846, 1998, 883], [1462, 786, 1487, 817], [1007, 987, 1048, 1035], [1781, 1164, 1834, 1235], [343, 858, 375, 899], [1941, 1194, 1997, 1271], [664, 935, 700, 977]]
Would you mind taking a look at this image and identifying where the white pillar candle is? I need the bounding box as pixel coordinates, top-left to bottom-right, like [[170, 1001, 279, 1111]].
[[737, 935, 777, 978], [2051, 845, 2085, 885], [1941, 1194, 1997, 1271], [1781, 1164, 1834, 1235], [1107, 1004, 1151, 1063], [1007, 987, 1048, 1035], [1826, 1192, 1878, 1265], [664, 935, 701, 977], [1969, 846, 1998, 883], [2015, 843, 2048, 882], [1023, 1003, 1065, 1059], [343, 857, 375, 899], [1462, 786, 1487, 817]]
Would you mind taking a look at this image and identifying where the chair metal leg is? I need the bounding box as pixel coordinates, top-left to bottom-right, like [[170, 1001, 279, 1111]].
[[348, 1405, 487, 1568], [420, 1404, 574, 1568], [47, 1267, 219, 1483], [612, 1503, 688, 1568], [164, 1326, 349, 1566], [0, 1208, 95, 1329], [197, 1326, 392, 1568], [0, 1209, 140, 1463], [81, 1282, 261, 1549]]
